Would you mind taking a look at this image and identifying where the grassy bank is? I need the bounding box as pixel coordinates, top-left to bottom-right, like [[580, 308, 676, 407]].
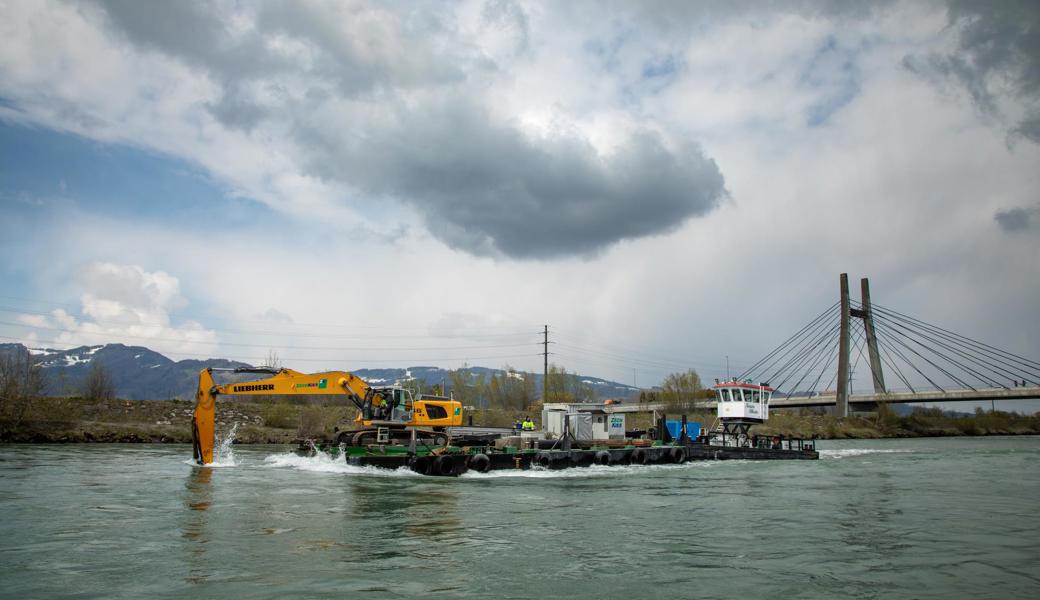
[[1, 398, 1037, 444]]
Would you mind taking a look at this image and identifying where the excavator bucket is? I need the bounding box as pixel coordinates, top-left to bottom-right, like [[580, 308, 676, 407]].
[[192, 369, 216, 465]]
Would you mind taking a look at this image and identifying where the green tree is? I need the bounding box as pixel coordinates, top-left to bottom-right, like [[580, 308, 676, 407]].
[[660, 369, 703, 410]]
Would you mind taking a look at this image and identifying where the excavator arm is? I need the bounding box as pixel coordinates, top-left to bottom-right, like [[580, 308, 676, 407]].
[[192, 367, 371, 465]]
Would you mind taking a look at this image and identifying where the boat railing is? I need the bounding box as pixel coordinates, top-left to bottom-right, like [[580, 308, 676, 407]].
[[696, 431, 816, 452]]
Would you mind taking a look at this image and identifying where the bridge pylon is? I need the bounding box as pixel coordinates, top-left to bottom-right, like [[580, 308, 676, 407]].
[[836, 274, 887, 416]]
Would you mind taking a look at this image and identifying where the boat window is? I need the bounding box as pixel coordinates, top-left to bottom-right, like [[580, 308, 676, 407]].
[[716, 389, 725, 403]]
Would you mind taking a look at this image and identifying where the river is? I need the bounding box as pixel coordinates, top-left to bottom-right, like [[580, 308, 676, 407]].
[[0, 436, 1037, 599]]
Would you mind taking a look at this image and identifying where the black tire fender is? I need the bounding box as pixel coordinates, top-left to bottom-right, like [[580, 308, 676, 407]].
[[468, 453, 491, 473], [594, 450, 611, 465], [536, 452, 553, 468], [412, 456, 432, 475], [669, 446, 685, 464], [631, 448, 648, 465], [434, 455, 457, 477]]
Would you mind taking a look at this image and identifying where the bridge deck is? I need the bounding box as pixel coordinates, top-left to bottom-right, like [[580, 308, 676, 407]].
[[767, 386, 1040, 408]]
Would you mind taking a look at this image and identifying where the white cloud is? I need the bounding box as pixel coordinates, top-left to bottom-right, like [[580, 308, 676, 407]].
[[15, 263, 219, 357]]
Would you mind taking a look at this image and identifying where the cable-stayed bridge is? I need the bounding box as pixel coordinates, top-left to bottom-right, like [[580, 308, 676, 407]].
[[734, 274, 1040, 416]]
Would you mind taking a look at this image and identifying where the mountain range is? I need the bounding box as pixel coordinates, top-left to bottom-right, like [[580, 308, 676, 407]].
[[0, 343, 640, 402]]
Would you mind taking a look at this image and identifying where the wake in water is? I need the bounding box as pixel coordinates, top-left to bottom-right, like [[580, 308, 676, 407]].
[[460, 461, 710, 479], [819, 448, 914, 459], [259, 448, 712, 480], [262, 451, 421, 478]]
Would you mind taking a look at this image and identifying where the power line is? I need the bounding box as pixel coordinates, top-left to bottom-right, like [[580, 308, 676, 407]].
[[552, 342, 723, 372], [0, 334, 544, 365], [552, 352, 675, 375], [552, 328, 751, 370]]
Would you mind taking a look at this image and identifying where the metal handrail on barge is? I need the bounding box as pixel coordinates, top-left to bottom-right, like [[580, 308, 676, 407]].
[[696, 431, 816, 452]]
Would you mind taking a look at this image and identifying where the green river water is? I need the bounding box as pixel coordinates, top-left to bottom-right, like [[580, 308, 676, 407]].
[[1, 436, 1037, 599]]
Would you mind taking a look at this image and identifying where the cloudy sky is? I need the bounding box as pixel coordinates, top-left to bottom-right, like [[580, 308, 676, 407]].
[[1, 0, 1038, 404]]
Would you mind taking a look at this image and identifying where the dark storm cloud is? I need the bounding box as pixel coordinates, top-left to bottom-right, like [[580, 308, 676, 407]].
[[92, 0, 468, 99], [86, 0, 728, 259], [906, 0, 1040, 143], [301, 102, 726, 258], [93, 0, 276, 78], [994, 206, 1038, 233]]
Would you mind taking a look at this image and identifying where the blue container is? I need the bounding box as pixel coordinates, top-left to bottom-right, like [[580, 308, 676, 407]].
[[665, 420, 701, 439]]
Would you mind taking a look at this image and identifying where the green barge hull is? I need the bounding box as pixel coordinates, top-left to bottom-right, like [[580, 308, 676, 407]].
[[296, 439, 819, 477]]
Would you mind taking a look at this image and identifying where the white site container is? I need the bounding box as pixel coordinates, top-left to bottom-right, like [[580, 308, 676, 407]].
[[542, 404, 623, 441]]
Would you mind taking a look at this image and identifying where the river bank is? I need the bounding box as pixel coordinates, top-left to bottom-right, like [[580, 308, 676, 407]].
[[1, 397, 1038, 443]]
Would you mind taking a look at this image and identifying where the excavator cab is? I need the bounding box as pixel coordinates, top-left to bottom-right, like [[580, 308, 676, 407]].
[[386, 388, 413, 423]]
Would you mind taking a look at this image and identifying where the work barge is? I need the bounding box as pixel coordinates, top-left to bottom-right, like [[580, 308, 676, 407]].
[[295, 380, 819, 477], [298, 432, 818, 477], [191, 366, 818, 476]]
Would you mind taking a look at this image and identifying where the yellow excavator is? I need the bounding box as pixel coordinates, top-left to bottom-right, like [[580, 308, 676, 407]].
[[192, 366, 463, 465]]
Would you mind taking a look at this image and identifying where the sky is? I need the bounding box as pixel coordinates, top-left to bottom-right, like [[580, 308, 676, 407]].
[[1, 0, 1038, 409]]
